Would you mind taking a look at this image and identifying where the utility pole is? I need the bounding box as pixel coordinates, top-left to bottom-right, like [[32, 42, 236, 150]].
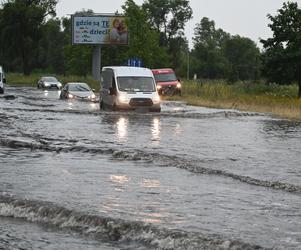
[[92, 45, 101, 81], [187, 51, 190, 80]]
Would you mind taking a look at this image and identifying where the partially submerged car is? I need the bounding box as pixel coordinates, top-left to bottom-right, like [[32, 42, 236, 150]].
[[60, 82, 96, 101], [152, 68, 181, 96], [99, 66, 161, 112], [0, 66, 6, 94], [37, 76, 62, 89]]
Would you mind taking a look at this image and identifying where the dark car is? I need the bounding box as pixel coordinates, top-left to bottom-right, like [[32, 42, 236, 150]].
[[37, 76, 62, 89], [60, 82, 96, 101]]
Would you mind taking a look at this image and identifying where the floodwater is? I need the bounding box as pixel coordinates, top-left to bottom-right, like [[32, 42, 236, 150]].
[[0, 87, 300, 250]]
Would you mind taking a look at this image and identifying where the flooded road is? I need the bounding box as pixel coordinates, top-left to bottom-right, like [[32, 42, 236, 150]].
[[0, 86, 300, 249]]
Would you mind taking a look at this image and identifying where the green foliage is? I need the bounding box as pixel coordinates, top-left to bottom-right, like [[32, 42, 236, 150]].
[[261, 2, 301, 97], [38, 19, 66, 74], [142, 0, 192, 42], [222, 36, 261, 82], [191, 17, 261, 82], [182, 80, 299, 100], [0, 0, 58, 75], [122, 0, 169, 68], [191, 17, 230, 79], [142, 0, 192, 70]]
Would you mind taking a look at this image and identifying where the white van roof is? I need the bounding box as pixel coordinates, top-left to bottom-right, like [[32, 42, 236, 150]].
[[103, 66, 153, 78]]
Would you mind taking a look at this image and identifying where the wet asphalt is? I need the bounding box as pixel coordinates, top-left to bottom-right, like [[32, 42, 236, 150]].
[[0, 86, 300, 250]]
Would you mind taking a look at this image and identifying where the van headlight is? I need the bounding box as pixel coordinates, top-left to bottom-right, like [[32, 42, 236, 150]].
[[153, 95, 160, 104], [68, 94, 74, 98], [118, 94, 129, 104]]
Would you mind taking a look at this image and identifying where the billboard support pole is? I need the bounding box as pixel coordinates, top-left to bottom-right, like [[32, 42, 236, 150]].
[[92, 45, 101, 81]]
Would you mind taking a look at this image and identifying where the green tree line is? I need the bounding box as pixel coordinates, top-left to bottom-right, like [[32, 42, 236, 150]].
[[0, 0, 301, 96]]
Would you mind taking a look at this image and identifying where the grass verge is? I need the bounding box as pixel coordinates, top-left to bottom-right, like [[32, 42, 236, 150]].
[[165, 81, 301, 120], [6, 73, 100, 91]]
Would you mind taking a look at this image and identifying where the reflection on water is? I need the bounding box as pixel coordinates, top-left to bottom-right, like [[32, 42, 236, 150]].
[[109, 175, 130, 185], [44, 90, 48, 96], [141, 179, 161, 188], [109, 175, 129, 192], [90, 103, 97, 109], [68, 101, 73, 109], [99, 197, 122, 214], [116, 117, 128, 141], [151, 118, 161, 144], [142, 212, 163, 223], [174, 123, 182, 135]]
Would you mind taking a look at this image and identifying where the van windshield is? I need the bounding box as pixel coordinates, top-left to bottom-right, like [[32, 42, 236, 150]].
[[117, 77, 156, 92], [154, 73, 177, 82]]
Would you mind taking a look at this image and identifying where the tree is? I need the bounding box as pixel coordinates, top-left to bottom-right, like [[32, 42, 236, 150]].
[[0, 0, 57, 75], [142, 0, 192, 70], [191, 17, 230, 79], [223, 36, 261, 82], [261, 2, 301, 97], [62, 17, 92, 76], [38, 18, 66, 74], [122, 0, 169, 68], [142, 0, 192, 44]]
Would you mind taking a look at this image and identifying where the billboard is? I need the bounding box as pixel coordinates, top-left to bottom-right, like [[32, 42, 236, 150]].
[[72, 15, 128, 45]]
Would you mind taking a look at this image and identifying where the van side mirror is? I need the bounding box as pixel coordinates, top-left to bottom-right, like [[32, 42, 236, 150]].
[[109, 87, 116, 95]]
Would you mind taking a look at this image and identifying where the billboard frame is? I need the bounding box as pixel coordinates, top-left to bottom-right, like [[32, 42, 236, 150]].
[[71, 14, 129, 46]]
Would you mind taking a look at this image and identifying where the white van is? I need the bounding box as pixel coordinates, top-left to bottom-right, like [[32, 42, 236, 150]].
[[0, 66, 5, 94], [100, 66, 161, 112]]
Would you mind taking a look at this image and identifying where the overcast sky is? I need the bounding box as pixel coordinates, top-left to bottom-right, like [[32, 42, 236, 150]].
[[56, 0, 301, 48]]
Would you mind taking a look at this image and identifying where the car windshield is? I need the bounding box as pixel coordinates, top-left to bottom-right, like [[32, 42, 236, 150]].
[[68, 83, 91, 92], [117, 77, 156, 92], [43, 77, 58, 82], [154, 73, 177, 82]]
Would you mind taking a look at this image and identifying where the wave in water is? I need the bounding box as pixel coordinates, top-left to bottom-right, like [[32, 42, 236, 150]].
[[0, 137, 300, 195], [0, 194, 267, 250]]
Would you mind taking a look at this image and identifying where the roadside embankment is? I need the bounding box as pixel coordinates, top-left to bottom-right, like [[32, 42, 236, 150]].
[[166, 81, 301, 120]]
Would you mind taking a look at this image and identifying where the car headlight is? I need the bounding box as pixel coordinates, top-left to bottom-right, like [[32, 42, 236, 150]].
[[68, 94, 74, 98], [57, 83, 62, 87], [153, 95, 160, 103], [176, 83, 181, 88], [157, 85, 162, 90], [118, 94, 129, 103], [44, 83, 50, 87], [88, 94, 96, 99]]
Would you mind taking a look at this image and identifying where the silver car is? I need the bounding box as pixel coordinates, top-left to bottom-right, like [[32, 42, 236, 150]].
[[37, 76, 62, 89], [60, 82, 96, 101]]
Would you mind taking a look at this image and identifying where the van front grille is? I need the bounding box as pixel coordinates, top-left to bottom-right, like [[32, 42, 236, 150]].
[[129, 98, 153, 106]]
